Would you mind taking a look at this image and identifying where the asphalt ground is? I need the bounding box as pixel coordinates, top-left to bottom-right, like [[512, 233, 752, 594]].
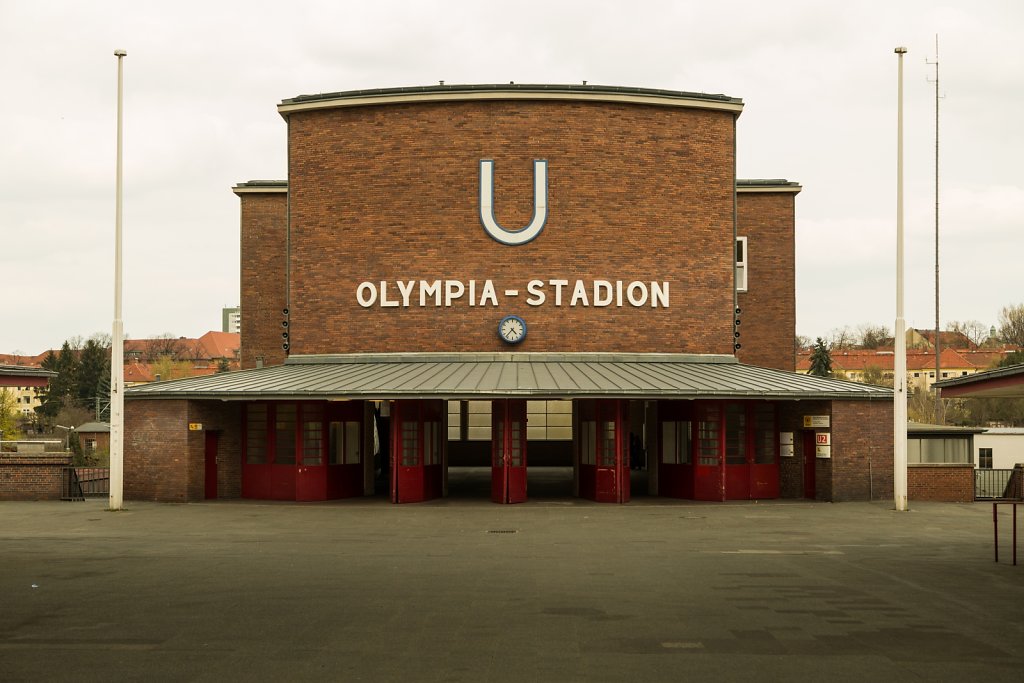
[[2, 469, 1023, 682]]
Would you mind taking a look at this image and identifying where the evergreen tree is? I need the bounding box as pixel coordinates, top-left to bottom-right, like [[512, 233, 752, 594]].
[[808, 337, 833, 377]]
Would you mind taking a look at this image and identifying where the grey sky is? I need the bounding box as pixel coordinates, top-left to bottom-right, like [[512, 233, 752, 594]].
[[2, 1, 1021, 354]]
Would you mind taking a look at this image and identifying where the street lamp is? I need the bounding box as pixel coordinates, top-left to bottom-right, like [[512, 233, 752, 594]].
[[55, 424, 75, 451]]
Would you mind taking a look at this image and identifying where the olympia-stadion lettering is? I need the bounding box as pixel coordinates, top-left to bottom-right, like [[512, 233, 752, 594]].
[[355, 279, 670, 309], [356, 160, 669, 310]]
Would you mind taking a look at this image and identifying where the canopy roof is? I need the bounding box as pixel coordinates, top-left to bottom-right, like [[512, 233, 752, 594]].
[[125, 353, 893, 402], [934, 363, 1024, 399]]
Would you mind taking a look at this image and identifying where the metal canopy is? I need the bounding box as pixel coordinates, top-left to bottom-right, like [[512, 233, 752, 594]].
[[125, 353, 893, 402], [934, 362, 1024, 399]]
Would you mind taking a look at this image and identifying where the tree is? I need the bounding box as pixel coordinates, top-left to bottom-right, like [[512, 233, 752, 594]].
[[0, 389, 24, 441], [36, 342, 79, 420], [77, 338, 110, 409], [149, 355, 194, 382], [861, 365, 893, 388], [997, 350, 1024, 368], [216, 358, 231, 373], [946, 320, 989, 348], [857, 324, 892, 349], [826, 326, 856, 350], [808, 338, 833, 377], [997, 304, 1024, 347]]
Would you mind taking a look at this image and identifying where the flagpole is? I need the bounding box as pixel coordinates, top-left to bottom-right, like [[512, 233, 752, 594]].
[[894, 46, 909, 511], [110, 49, 126, 511]]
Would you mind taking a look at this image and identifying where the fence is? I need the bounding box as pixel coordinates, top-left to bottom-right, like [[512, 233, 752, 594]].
[[61, 467, 110, 501], [976, 467, 1024, 500]]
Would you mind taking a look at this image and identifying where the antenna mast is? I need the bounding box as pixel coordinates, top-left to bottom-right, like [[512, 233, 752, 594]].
[[927, 36, 942, 423]]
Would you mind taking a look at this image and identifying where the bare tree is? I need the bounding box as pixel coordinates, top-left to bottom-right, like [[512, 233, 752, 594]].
[[856, 323, 892, 349], [945, 320, 988, 348], [826, 326, 857, 350], [997, 304, 1024, 347]]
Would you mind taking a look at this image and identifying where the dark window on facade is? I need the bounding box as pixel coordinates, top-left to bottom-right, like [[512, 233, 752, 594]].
[[979, 447, 993, 469]]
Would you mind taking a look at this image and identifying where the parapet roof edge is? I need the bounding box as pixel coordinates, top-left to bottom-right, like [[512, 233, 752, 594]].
[[229, 181, 799, 195], [232, 180, 288, 195], [736, 179, 802, 194], [285, 352, 739, 365], [278, 83, 744, 117]]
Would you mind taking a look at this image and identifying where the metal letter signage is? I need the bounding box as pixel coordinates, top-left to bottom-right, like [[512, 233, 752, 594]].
[[479, 159, 548, 245]]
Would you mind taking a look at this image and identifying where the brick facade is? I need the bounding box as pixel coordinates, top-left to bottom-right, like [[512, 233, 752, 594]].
[[908, 464, 975, 503], [238, 191, 288, 370], [831, 401, 894, 501], [736, 192, 796, 371], [0, 453, 72, 501], [125, 400, 243, 502], [282, 100, 738, 356]]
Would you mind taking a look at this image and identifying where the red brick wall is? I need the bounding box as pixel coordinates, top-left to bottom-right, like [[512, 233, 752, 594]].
[[777, 400, 830, 499], [282, 100, 738, 356], [239, 192, 288, 369], [126, 399, 243, 502], [0, 454, 72, 500], [831, 401, 894, 501], [125, 400, 190, 501], [187, 401, 242, 499], [908, 464, 974, 503], [736, 192, 796, 371]]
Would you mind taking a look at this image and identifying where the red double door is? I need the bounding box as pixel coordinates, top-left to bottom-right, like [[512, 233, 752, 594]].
[[578, 399, 630, 504], [390, 400, 444, 504], [491, 399, 528, 504], [659, 401, 779, 501]]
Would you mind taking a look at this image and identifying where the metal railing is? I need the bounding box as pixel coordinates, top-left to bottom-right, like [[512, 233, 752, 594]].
[[61, 467, 110, 501], [975, 468, 1021, 500]]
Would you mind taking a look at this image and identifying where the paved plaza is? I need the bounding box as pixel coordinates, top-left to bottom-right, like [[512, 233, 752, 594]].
[[2, 476, 1023, 682]]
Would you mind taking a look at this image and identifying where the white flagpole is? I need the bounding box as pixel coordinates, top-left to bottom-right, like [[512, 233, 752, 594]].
[[110, 50, 126, 511], [894, 46, 909, 511]]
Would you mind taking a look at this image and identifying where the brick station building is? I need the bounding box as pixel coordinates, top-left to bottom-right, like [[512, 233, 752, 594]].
[[125, 83, 893, 504]]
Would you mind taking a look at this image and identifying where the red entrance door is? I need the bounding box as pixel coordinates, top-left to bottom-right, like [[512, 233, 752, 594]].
[[803, 431, 817, 499], [693, 403, 724, 501], [658, 401, 695, 499], [579, 400, 629, 503], [391, 400, 444, 503], [491, 399, 527, 504], [204, 431, 219, 499]]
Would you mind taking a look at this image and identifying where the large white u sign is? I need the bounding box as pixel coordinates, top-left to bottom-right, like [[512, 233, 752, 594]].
[[479, 159, 548, 246]]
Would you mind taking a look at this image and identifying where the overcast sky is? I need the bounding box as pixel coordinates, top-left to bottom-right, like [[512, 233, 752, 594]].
[[2, 1, 1021, 355]]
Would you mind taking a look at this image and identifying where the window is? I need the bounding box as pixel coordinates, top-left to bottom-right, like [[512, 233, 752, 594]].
[[753, 404, 776, 465], [246, 404, 267, 464], [725, 404, 746, 465], [661, 421, 692, 464], [275, 404, 296, 464], [302, 405, 323, 465], [526, 400, 572, 440], [907, 437, 970, 464], [580, 421, 596, 465], [698, 406, 720, 466], [329, 421, 361, 465], [979, 448, 993, 469], [735, 237, 748, 292], [446, 401, 461, 440], [466, 401, 492, 440]]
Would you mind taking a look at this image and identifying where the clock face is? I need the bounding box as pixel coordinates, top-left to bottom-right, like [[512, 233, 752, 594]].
[[498, 315, 527, 344]]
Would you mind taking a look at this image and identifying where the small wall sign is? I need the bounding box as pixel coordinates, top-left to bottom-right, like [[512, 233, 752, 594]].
[[815, 432, 831, 446], [803, 415, 830, 428], [188, 423, 203, 431]]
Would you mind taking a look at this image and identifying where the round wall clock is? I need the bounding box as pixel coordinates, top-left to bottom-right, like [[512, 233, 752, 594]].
[[497, 315, 527, 344]]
